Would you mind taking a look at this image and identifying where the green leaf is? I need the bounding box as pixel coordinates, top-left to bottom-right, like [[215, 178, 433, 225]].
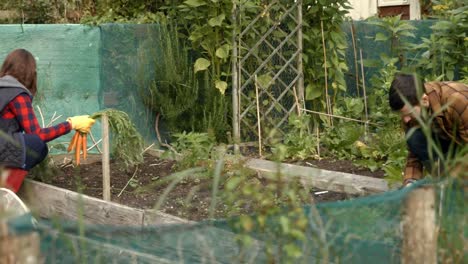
[[240, 215, 253, 232], [305, 83, 322, 100], [215, 80, 228, 95], [362, 59, 381, 68], [279, 216, 290, 233], [256, 74, 273, 89], [215, 44, 230, 59], [226, 177, 241, 191], [375, 32, 389, 41], [184, 0, 206, 7], [446, 70, 454, 80], [208, 14, 226, 27], [194, 58, 211, 73]]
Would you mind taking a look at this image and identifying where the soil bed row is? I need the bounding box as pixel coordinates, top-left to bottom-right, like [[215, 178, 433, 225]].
[[31, 153, 384, 221]]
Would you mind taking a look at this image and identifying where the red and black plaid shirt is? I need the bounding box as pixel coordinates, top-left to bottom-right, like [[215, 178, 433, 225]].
[[1, 93, 71, 142]]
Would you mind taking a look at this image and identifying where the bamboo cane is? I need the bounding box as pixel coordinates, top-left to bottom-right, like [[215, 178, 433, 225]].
[[359, 49, 369, 136], [255, 75, 263, 157], [320, 20, 333, 126]]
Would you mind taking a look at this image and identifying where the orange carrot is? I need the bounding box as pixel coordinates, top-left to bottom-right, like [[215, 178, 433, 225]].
[[82, 133, 87, 160], [75, 133, 82, 165], [67, 132, 79, 152]]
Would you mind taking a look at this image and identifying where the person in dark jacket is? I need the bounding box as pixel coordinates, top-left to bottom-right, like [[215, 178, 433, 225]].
[[0, 49, 96, 192], [388, 73, 467, 186]]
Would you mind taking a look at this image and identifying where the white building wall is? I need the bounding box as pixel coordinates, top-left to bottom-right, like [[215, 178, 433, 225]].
[[346, 0, 421, 20], [347, 0, 378, 20]]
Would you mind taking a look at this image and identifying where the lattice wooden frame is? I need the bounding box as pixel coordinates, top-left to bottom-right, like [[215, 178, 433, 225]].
[[232, 0, 304, 145]]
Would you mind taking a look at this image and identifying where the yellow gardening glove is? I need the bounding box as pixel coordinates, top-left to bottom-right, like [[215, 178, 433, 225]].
[[67, 115, 96, 133]]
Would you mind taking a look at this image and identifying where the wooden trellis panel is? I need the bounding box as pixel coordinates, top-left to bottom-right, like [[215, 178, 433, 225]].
[[232, 0, 304, 145]]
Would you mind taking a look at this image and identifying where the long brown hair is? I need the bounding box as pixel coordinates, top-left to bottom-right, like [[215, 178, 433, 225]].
[[0, 49, 37, 95]]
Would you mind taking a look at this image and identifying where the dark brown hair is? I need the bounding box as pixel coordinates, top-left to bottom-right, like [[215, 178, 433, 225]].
[[388, 73, 423, 111], [0, 49, 37, 95]]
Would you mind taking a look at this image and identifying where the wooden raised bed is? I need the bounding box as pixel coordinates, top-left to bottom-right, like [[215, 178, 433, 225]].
[[18, 180, 189, 226]]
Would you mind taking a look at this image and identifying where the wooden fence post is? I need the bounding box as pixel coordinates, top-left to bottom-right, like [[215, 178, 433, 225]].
[[102, 114, 111, 201], [0, 204, 41, 263], [402, 186, 438, 264]]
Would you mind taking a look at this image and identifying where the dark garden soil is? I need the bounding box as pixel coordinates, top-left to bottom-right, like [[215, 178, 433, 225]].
[[31, 153, 385, 221]]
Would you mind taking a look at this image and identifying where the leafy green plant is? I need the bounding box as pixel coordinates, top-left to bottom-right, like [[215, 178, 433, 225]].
[[91, 109, 145, 169], [169, 131, 216, 170], [302, 0, 350, 109], [365, 15, 416, 69], [413, 5, 467, 80], [278, 114, 318, 160], [81, 0, 168, 24], [175, 0, 242, 95], [223, 159, 311, 263], [138, 23, 199, 133], [1, 0, 100, 23]]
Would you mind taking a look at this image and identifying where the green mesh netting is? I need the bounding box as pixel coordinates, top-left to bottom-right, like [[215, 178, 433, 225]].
[[0, 24, 101, 153], [341, 20, 436, 95], [7, 180, 466, 263]]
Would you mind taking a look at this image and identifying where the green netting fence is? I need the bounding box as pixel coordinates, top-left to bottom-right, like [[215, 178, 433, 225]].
[[7, 180, 466, 263]]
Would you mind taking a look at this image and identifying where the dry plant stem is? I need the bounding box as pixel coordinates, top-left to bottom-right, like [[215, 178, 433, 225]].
[[36, 105, 45, 127], [89, 131, 102, 154], [301, 108, 379, 126], [320, 20, 333, 126], [47, 112, 62, 127], [141, 143, 155, 155], [87, 138, 102, 152], [254, 75, 263, 157], [117, 166, 138, 198], [359, 48, 369, 136], [292, 85, 302, 116], [155, 113, 178, 154], [316, 125, 320, 158]]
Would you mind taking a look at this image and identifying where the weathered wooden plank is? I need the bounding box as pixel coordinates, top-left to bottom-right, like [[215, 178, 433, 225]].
[[143, 209, 192, 226], [0, 231, 41, 264], [245, 158, 389, 195], [401, 187, 437, 264], [18, 180, 187, 226]]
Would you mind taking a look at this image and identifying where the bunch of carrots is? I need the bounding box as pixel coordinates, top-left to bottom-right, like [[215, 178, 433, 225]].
[[67, 131, 88, 165]]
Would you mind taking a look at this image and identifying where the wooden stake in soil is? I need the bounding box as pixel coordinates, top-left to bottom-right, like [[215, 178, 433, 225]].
[[292, 85, 302, 116], [350, 21, 360, 97], [359, 48, 369, 136], [254, 74, 263, 157], [401, 186, 438, 264], [101, 114, 111, 201], [320, 20, 333, 127]]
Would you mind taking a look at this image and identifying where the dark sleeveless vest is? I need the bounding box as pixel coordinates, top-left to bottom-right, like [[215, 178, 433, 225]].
[[0, 75, 33, 168]]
